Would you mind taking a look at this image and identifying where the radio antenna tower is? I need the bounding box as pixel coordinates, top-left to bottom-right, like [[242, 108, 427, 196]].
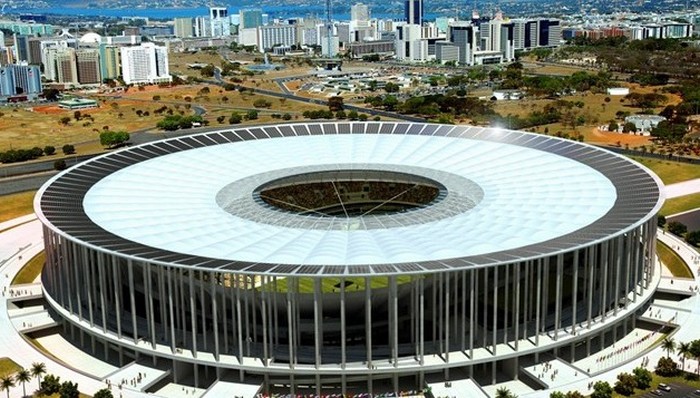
[[326, 0, 333, 57]]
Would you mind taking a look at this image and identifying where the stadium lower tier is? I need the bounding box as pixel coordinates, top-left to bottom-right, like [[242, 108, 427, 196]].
[[41, 219, 658, 392]]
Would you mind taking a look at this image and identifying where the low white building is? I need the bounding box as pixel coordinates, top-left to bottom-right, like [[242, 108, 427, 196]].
[[607, 87, 630, 96]]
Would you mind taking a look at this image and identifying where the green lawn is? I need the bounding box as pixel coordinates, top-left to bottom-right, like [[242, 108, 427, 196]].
[[629, 156, 700, 185], [662, 193, 700, 216], [0, 357, 20, 378], [0, 190, 36, 224], [657, 241, 693, 278], [12, 251, 45, 285]]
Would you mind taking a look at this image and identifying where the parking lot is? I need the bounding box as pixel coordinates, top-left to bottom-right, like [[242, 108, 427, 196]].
[[640, 382, 699, 398]]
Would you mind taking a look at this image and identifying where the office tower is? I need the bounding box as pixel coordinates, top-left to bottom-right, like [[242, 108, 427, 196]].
[[99, 44, 120, 80], [76, 49, 101, 84], [240, 9, 264, 29], [448, 22, 476, 65], [45, 48, 78, 84], [259, 24, 297, 51], [0, 64, 37, 96], [13, 35, 30, 63], [120, 43, 171, 85], [351, 3, 370, 26], [209, 6, 231, 37], [174, 17, 195, 38], [404, 0, 423, 25], [194, 17, 210, 37], [395, 24, 426, 61]]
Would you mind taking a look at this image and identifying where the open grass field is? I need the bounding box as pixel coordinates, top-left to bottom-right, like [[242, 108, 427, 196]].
[[628, 156, 700, 185], [12, 251, 45, 285], [657, 241, 693, 278], [0, 357, 21, 378], [662, 193, 700, 216], [0, 98, 192, 152], [0, 191, 36, 223], [168, 50, 226, 77]]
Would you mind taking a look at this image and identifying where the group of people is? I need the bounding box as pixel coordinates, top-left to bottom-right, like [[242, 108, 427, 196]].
[[256, 391, 424, 398]]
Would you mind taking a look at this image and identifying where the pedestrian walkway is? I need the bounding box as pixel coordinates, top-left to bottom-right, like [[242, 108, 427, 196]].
[[427, 378, 487, 398], [201, 380, 262, 398], [664, 178, 700, 199], [103, 362, 169, 392], [523, 359, 587, 389]]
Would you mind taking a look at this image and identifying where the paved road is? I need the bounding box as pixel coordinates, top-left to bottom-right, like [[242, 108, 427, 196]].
[[0, 154, 96, 179], [668, 209, 700, 231], [0, 173, 55, 196]]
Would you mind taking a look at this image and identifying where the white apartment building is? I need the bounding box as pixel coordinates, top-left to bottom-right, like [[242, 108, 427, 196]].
[[120, 43, 171, 85], [259, 24, 297, 51]]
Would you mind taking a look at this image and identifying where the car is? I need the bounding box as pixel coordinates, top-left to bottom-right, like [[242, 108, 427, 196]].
[[650, 390, 662, 396], [658, 383, 671, 391], [694, 390, 700, 396]]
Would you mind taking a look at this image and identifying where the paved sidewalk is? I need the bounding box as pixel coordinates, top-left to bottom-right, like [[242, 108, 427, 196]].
[[664, 178, 700, 199]]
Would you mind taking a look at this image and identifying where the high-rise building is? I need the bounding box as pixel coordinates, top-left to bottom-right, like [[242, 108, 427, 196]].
[[512, 18, 561, 50], [194, 17, 210, 37], [395, 23, 426, 61], [209, 6, 231, 37], [13, 35, 30, 63], [447, 22, 477, 65], [120, 43, 171, 85], [259, 24, 297, 51], [0, 63, 41, 97], [99, 44, 120, 80], [174, 17, 195, 38], [240, 9, 264, 29], [46, 48, 78, 84], [351, 3, 370, 26], [404, 0, 423, 25], [76, 49, 101, 84]]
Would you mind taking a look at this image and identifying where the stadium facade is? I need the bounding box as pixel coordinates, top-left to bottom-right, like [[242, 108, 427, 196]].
[[35, 122, 663, 395]]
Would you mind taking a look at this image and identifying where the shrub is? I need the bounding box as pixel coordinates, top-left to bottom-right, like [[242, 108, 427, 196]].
[[668, 221, 688, 236], [655, 356, 680, 376], [61, 144, 75, 155], [44, 146, 56, 156], [54, 160, 67, 171], [614, 372, 637, 396]]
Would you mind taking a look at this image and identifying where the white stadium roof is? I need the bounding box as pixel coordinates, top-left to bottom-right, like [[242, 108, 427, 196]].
[[36, 122, 664, 276]]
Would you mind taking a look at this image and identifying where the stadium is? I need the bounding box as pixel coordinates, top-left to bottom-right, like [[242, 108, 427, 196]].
[[34, 122, 663, 396]]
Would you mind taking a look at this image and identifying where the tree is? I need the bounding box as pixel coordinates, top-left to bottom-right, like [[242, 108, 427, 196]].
[[690, 339, 700, 374], [14, 369, 30, 398], [677, 341, 691, 372], [54, 159, 67, 171], [549, 392, 565, 398], [0, 376, 14, 398], [253, 98, 272, 108], [658, 215, 666, 228], [591, 381, 613, 398], [495, 387, 516, 398], [667, 221, 687, 236], [614, 372, 637, 396], [59, 380, 79, 398], [328, 96, 344, 112], [44, 146, 56, 156], [229, 113, 242, 124], [565, 392, 584, 398], [384, 82, 400, 93], [73, 110, 82, 121], [383, 95, 399, 111], [622, 122, 637, 133], [662, 337, 676, 358], [43, 88, 60, 101], [358, 113, 368, 121], [282, 113, 292, 121], [347, 110, 359, 120], [608, 120, 619, 132], [632, 367, 652, 389], [246, 110, 258, 120], [94, 388, 114, 398], [30, 362, 46, 386], [686, 231, 700, 247], [59, 116, 71, 126], [39, 374, 60, 396], [655, 356, 680, 376], [61, 144, 75, 155], [99, 131, 130, 148]]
